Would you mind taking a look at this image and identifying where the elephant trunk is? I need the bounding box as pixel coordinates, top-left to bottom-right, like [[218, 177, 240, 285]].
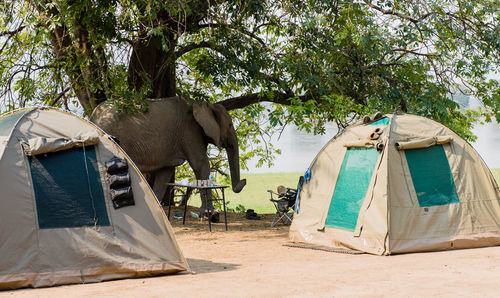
[[226, 141, 246, 193]]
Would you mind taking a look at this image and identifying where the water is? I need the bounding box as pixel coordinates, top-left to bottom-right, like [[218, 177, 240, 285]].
[[244, 120, 500, 173], [471, 121, 500, 168], [244, 124, 337, 174]]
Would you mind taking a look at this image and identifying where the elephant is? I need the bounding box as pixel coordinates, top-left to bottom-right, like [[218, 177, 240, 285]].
[[90, 96, 246, 212]]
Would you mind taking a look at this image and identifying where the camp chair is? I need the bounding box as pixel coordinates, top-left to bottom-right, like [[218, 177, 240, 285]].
[[268, 185, 297, 227]]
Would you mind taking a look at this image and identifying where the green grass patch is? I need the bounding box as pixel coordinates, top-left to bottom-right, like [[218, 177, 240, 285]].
[[492, 168, 500, 185], [186, 169, 500, 215], [187, 172, 302, 214]]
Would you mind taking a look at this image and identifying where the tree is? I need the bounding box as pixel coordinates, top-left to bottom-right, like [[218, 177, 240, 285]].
[[1, 0, 499, 145]]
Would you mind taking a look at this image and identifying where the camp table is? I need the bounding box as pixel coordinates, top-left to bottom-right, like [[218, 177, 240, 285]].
[[165, 183, 229, 231]]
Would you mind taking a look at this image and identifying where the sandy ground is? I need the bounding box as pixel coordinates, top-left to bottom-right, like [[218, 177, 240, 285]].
[[4, 208, 500, 297]]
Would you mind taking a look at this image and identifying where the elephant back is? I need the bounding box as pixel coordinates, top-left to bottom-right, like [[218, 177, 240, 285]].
[[89, 97, 190, 172]]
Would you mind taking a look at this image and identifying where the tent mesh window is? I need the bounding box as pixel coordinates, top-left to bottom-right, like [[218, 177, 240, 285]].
[[29, 146, 110, 229], [404, 145, 459, 207], [326, 147, 380, 231]]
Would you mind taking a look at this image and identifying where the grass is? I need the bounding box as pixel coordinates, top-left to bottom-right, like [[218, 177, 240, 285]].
[[186, 169, 500, 215], [187, 172, 302, 215], [492, 168, 500, 185]]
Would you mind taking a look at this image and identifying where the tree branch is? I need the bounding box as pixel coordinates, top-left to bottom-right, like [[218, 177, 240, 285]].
[[0, 26, 26, 37], [175, 40, 212, 57], [219, 92, 315, 111], [391, 48, 439, 57], [177, 39, 284, 88], [363, 0, 420, 24], [50, 83, 75, 106], [197, 22, 278, 57]]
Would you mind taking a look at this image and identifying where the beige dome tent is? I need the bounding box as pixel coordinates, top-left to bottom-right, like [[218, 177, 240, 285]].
[[0, 108, 188, 289], [290, 113, 500, 255]]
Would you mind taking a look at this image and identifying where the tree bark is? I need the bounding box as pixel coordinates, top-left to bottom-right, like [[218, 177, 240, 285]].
[[127, 30, 178, 98], [219, 92, 317, 111]]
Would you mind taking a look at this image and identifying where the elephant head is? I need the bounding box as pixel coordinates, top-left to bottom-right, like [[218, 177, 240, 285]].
[[192, 102, 247, 193]]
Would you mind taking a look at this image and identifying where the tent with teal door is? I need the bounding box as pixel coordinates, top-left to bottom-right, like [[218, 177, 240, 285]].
[[0, 108, 188, 289], [289, 113, 500, 255]]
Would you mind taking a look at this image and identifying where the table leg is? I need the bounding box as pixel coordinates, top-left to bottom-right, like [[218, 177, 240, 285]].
[[222, 189, 227, 231], [208, 208, 212, 232], [182, 188, 193, 225]]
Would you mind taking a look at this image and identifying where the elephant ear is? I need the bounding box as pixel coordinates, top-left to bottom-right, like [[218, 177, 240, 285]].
[[193, 102, 221, 147]]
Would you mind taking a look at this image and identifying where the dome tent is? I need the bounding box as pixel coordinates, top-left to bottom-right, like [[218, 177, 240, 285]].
[[0, 107, 188, 289], [290, 113, 500, 255]]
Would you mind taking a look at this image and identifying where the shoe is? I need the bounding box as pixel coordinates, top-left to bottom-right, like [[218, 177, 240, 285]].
[[247, 214, 261, 220], [245, 209, 254, 219], [245, 209, 261, 220], [210, 211, 220, 223]]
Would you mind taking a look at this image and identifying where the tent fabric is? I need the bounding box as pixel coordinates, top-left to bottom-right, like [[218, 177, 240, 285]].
[[395, 135, 453, 150], [24, 131, 100, 155], [0, 110, 26, 136], [0, 110, 28, 160], [0, 108, 188, 289], [343, 140, 379, 148], [290, 113, 500, 255]]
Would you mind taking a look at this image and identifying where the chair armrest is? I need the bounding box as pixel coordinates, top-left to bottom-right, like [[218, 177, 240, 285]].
[[268, 189, 282, 201]]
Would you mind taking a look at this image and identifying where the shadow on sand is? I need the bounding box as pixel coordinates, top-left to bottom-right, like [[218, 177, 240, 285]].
[[168, 205, 291, 238], [186, 258, 240, 274]]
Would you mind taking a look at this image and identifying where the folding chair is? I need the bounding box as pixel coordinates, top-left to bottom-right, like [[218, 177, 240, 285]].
[[268, 185, 297, 227]]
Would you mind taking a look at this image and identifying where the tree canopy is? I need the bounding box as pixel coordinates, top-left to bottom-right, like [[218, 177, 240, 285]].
[[1, 0, 499, 145]]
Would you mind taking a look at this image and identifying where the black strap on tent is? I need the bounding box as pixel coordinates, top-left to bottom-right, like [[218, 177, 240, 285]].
[[106, 157, 134, 209], [105, 157, 128, 174]]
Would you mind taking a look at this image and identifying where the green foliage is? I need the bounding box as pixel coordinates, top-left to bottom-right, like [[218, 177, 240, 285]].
[[225, 202, 247, 213], [234, 204, 247, 213], [492, 169, 500, 185], [1, 0, 499, 149], [176, 0, 500, 142], [108, 68, 152, 114]]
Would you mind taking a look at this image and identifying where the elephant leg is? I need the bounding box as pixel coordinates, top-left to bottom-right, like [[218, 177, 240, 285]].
[[166, 168, 178, 205], [143, 172, 153, 186], [188, 156, 213, 213], [199, 186, 213, 213], [152, 167, 175, 205]]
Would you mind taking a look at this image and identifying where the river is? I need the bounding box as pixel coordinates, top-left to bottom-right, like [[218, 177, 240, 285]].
[[244, 117, 500, 173]]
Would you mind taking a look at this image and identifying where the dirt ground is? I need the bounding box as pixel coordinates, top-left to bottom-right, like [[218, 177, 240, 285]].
[[5, 207, 500, 297]]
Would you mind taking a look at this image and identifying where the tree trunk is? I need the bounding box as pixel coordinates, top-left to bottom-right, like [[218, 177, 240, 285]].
[[128, 31, 177, 98]]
